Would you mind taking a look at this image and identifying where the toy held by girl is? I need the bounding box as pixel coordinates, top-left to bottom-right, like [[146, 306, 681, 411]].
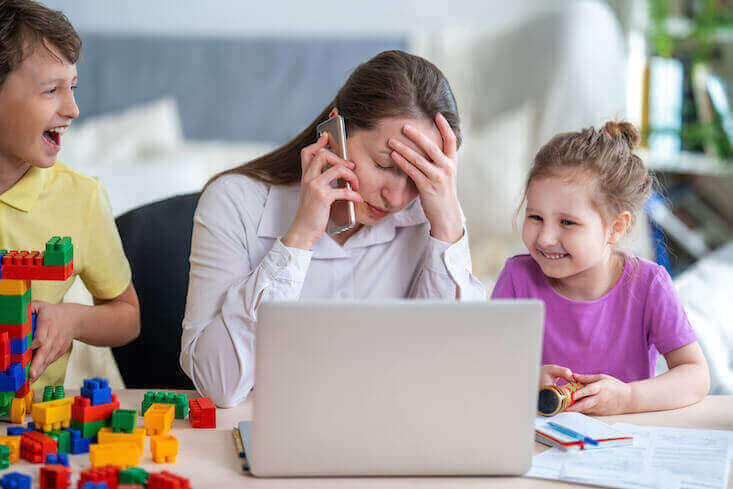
[[492, 121, 709, 415]]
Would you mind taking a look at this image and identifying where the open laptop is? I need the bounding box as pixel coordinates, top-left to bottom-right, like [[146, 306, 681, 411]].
[[246, 300, 544, 477]]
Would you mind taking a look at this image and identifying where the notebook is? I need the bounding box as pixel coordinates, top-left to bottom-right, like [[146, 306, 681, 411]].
[[535, 412, 633, 451]]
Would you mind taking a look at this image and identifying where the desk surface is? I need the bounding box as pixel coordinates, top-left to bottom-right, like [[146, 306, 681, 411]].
[[10, 391, 733, 488]]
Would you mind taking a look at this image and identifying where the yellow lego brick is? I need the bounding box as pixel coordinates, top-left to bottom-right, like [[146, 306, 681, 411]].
[[0, 436, 21, 464], [150, 434, 178, 464], [10, 398, 25, 425], [144, 403, 174, 436], [97, 427, 145, 457], [31, 397, 73, 432], [89, 442, 140, 469], [0, 280, 29, 295]]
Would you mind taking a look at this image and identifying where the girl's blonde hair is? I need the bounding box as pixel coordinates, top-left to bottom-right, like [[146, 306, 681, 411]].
[[520, 121, 653, 230]]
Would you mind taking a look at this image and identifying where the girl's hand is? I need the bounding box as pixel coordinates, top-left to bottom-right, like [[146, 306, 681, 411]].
[[283, 134, 363, 250], [389, 113, 463, 244], [29, 301, 77, 382], [566, 373, 634, 415], [539, 364, 575, 388]]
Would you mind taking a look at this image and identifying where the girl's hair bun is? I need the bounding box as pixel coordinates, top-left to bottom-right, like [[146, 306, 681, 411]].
[[603, 120, 640, 151]]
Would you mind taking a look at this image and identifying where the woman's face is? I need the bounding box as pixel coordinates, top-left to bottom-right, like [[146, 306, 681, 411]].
[[346, 117, 441, 225]]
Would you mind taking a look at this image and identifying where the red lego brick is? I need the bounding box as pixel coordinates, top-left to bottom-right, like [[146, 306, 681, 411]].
[[71, 394, 119, 423], [147, 472, 191, 489], [40, 464, 71, 489], [10, 348, 32, 368], [0, 251, 73, 281], [118, 486, 143, 489], [189, 397, 216, 429], [77, 465, 120, 489], [0, 307, 32, 338], [0, 331, 9, 372], [20, 430, 57, 463], [15, 379, 29, 397]]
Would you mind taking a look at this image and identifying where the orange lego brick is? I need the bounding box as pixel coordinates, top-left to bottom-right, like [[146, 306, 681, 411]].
[[143, 403, 174, 436], [96, 427, 145, 457], [0, 279, 29, 295], [32, 397, 74, 432], [89, 442, 140, 469], [150, 434, 178, 464], [0, 435, 21, 463]]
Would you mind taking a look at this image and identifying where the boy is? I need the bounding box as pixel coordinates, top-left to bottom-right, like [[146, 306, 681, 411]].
[[0, 0, 140, 388]]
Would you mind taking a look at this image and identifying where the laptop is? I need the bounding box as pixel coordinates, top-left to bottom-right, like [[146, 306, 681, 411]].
[[246, 300, 544, 477]]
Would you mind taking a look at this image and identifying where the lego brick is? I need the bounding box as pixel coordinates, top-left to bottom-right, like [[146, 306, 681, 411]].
[[71, 395, 119, 424], [40, 464, 71, 489], [47, 430, 71, 454], [96, 428, 145, 457], [78, 465, 119, 489], [141, 391, 188, 419], [143, 403, 174, 436], [0, 312, 32, 340], [0, 280, 29, 296], [110, 409, 136, 433], [0, 332, 9, 372], [9, 333, 30, 355], [0, 472, 31, 489], [14, 379, 29, 400], [80, 484, 109, 489], [32, 397, 73, 432], [189, 397, 216, 429], [20, 430, 56, 463], [0, 444, 8, 469], [0, 251, 73, 281], [69, 419, 106, 439], [0, 436, 20, 463], [118, 486, 143, 489], [0, 291, 30, 324], [118, 467, 148, 486], [43, 237, 73, 267], [147, 472, 191, 489], [64, 428, 92, 455], [0, 364, 24, 392], [81, 378, 112, 406], [10, 349, 31, 369], [45, 453, 70, 466], [89, 442, 140, 469], [6, 426, 30, 436], [151, 434, 179, 464]]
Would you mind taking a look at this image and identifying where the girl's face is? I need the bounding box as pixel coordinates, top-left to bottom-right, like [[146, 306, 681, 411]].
[[521, 173, 614, 281], [346, 117, 440, 225]]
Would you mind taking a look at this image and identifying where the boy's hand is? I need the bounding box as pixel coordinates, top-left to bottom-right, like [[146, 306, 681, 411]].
[[539, 364, 575, 388], [29, 301, 77, 382], [566, 373, 634, 415]]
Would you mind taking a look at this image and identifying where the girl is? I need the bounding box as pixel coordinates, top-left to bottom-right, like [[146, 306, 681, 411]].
[[492, 121, 709, 415], [181, 50, 486, 407]]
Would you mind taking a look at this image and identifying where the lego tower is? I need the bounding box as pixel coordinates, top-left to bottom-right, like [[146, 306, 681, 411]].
[[0, 237, 73, 422]]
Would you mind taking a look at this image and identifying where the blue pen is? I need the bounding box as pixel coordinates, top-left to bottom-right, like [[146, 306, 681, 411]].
[[548, 421, 599, 446]]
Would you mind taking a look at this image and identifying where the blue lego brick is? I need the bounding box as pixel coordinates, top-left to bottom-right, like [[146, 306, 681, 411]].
[[45, 453, 69, 467], [0, 472, 31, 489], [9, 334, 30, 355], [81, 483, 107, 489], [0, 364, 24, 391], [81, 377, 111, 406], [26, 422, 35, 431], [65, 428, 93, 455], [6, 426, 30, 436]]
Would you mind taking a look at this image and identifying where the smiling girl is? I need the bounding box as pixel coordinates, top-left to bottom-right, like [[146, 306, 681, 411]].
[[492, 121, 709, 415]]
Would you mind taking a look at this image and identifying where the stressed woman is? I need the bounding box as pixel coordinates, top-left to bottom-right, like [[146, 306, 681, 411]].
[[180, 50, 486, 407]]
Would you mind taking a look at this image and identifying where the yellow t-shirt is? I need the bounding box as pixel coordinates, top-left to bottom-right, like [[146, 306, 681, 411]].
[[0, 162, 132, 388]]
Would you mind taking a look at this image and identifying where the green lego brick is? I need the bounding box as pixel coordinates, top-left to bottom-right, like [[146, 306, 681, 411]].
[[23, 364, 29, 381], [70, 419, 107, 439], [43, 386, 54, 402], [111, 409, 137, 433], [0, 290, 31, 324], [43, 236, 73, 267], [53, 386, 64, 400], [119, 467, 149, 485], [47, 429, 70, 453], [0, 444, 9, 469], [141, 391, 189, 419], [0, 392, 14, 409]]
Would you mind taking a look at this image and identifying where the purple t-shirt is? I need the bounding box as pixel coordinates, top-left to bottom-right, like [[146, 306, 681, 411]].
[[491, 254, 697, 382]]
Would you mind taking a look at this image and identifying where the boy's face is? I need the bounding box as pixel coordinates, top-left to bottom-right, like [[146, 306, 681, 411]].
[[0, 41, 78, 170]]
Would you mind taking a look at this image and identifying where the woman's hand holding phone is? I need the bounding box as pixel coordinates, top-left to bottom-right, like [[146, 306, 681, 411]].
[[282, 134, 363, 250]]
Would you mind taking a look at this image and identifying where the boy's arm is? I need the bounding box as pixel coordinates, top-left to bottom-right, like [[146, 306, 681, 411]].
[[29, 282, 140, 381]]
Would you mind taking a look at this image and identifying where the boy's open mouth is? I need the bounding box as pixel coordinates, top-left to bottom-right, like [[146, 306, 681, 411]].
[[43, 126, 66, 147]]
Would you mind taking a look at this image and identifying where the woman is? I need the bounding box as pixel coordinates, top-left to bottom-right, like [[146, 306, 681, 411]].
[[180, 50, 486, 407]]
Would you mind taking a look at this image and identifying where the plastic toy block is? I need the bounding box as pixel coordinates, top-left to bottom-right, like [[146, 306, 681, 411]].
[[9, 333, 30, 355], [189, 397, 216, 428], [141, 391, 188, 419], [81, 485, 108, 489], [0, 291, 30, 324], [32, 397, 73, 432], [64, 428, 92, 455], [118, 486, 143, 489], [0, 250, 73, 281], [20, 430, 56, 463], [47, 430, 71, 454], [143, 403, 174, 436], [0, 363, 24, 391], [43, 386, 64, 403], [45, 453, 70, 466], [40, 464, 71, 489], [0, 436, 20, 463], [43, 237, 73, 267], [14, 380, 29, 400], [151, 434, 178, 463], [147, 472, 191, 489], [0, 472, 31, 489], [0, 313, 32, 340], [71, 394, 119, 423], [10, 349, 31, 369], [96, 428, 145, 456], [89, 442, 140, 468], [69, 419, 106, 439], [0, 444, 9, 469], [118, 467, 148, 486], [78, 465, 119, 489], [110, 409, 136, 433], [81, 378, 112, 406], [0, 280, 29, 296], [0, 332, 9, 372], [6, 427, 30, 436]]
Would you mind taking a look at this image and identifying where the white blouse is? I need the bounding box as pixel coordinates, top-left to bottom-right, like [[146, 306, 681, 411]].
[[180, 174, 486, 407]]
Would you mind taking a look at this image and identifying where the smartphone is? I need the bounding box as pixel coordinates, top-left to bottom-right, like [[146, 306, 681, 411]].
[[316, 115, 357, 235]]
